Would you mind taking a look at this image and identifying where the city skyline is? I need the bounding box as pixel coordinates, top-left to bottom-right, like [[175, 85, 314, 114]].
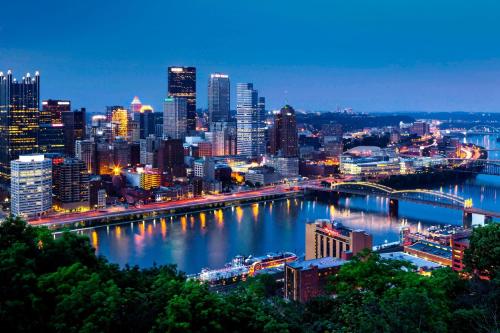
[[2, 1, 500, 113]]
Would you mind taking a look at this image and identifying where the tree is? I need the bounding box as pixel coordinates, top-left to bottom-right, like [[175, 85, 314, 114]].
[[463, 223, 500, 279]]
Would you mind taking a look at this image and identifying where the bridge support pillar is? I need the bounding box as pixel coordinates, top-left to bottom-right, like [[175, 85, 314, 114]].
[[463, 211, 472, 229], [389, 199, 399, 217]]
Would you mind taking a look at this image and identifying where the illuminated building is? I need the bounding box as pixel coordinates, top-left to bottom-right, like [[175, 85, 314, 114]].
[[236, 83, 266, 157], [75, 139, 97, 174], [270, 105, 298, 157], [111, 107, 128, 139], [198, 141, 212, 157], [41, 99, 69, 124], [130, 96, 142, 113], [124, 166, 161, 190], [245, 166, 282, 186], [285, 257, 346, 303], [163, 97, 187, 140], [62, 108, 86, 156], [208, 73, 230, 123], [194, 157, 216, 180], [132, 105, 155, 139], [10, 155, 52, 218], [305, 219, 372, 260], [410, 121, 430, 137], [339, 146, 400, 176], [0, 70, 40, 182], [403, 240, 452, 267], [53, 158, 90, 211], [39, 99, 69, 155], [208, 121, 237, 156], [168, 66, 196, 132], [265, 156, 299, 178]]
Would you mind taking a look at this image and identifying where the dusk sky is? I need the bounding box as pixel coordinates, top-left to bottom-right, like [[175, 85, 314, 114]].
[[1, 0, 500, 113]]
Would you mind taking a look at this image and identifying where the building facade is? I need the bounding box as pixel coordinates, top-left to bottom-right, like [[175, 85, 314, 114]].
[[305, 219, 373, 260], [53, 158, 90, 211], [163, 97, 187, 140], [0, 71, 40, 182], [10, 155, 52, 217], [168, 66, 196, 132], [208, 73, 230, 123], [270, 105, 298, 157], [236, 83, 265, 157]]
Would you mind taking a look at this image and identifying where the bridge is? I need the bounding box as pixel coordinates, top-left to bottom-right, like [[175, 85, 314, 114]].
[[447, 158, 500, 176], [466, 126, 500, 135], [305, 181, 500, 226]]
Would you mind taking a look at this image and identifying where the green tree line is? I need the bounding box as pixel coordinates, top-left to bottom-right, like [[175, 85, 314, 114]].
[[1, 216, 498, 332]]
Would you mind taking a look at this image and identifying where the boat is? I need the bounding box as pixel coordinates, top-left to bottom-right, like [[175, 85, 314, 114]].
[[194, 252, 298, 286]]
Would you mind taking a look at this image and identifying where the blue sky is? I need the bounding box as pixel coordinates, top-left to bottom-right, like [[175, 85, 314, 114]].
[[1, 0, 499, 112]]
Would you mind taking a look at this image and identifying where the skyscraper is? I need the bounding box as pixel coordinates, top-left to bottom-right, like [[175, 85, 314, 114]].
[[0, 70, 40, 182], [168, 66, 196, 132], [270, 105, 298, 157], [53, 158, 90, 210], [208, 73, 230, 123], [130, 96, 142, 113], [236, 83, 265, 157], [39, 99, 69, 155], [10, 155, 52, 217], [62, 108, 86, 157], [132, 105, 155, 139], [163, 97, 187, 140]]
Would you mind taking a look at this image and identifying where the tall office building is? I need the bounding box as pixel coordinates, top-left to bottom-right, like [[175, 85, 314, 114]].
[[133, 105, 155, 139], [10, 155, 52, 217], [0, 70, 40, 182], [270, 105, 298, 157], [168, 66, 196, 132], [75, 139, 97, 174], [62, 108, 86, 156], [111, 107, 128, 139], [236, 83, 265, 157], [39, 99, 69, 155], [163, 97, 187, 140], [53, 158, 90, 210], [130, 96, 142, 113], [208, 73, 230, 123], [157, 138, 185, 178]]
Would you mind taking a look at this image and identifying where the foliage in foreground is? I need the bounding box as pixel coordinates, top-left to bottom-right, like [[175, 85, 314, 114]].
[[0, 216, 499, 332]]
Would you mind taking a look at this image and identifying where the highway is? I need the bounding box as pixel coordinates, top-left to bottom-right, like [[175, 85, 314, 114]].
[[29, 182, 315, 228]]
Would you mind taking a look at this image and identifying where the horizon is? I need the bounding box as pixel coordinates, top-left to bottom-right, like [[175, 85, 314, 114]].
[[2, 1, 500, 113]]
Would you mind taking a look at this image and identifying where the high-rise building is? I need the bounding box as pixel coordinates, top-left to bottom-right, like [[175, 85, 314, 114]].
[[112, 138, 131, 169], [236, 83, 266, 157], [208, 73, 230, 123], [270, 105, 298, 157], [130, 96, 142, 113], [0, 70, 40, 182], [209, 121, 236, 156], [53, 158, 90, 210], [75, 139, 97, 174], [133, 105, 155, 139], [163, 97, 187, 140], [10, 155, 52, 217], [168, 66, 196, 132], [111, 107, 128, 139], [157, 138, 185, 178], [62, 108, 86, 157], [39, 99, 70, 155]]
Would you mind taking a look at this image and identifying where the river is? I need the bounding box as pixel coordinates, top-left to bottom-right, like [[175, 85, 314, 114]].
[[79, 134, 500, 274]]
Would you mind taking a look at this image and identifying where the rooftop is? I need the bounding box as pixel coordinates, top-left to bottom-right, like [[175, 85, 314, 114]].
[[381, 252, 443, 270], [287, 257, 347, 270], [406, 241, 452, 259]]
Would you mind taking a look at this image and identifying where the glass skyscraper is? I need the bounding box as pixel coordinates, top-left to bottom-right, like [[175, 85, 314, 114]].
[[0, 70, 40, 183], [208, 73, 230, 123], [163, 97, 187, 140], [168, 66, 196, 132], [236, 83, 266, 157]]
